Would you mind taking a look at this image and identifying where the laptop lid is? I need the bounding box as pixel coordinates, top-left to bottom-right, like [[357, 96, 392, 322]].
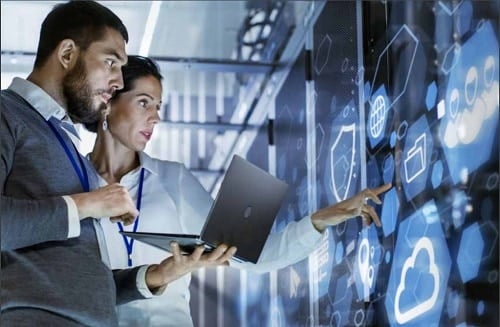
[[199, 154, 288, 263], [122, 155, 288, 264]]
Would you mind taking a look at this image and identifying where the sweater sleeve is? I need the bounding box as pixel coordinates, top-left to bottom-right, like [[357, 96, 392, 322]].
[[0, 196, 69, 250], [113, 266, 148, 305], [1, 104, 70, 250]]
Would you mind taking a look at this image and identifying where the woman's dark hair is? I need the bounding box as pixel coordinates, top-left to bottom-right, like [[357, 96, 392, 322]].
[[113, 55, 163, 97], [84, 55, 162, 133], [34, 0, 129, 68]]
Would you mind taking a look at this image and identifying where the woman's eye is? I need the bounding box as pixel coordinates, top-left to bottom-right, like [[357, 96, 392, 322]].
[[139, 100, 148, 107], [106, 59, 114, 67]]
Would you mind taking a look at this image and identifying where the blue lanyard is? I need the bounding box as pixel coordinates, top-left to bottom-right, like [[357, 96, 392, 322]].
[[46, 118, 90, 192], [117, 167, 145, 267]]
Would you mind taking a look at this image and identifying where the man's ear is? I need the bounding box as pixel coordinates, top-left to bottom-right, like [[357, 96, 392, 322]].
[[57, 39, 78, 70]]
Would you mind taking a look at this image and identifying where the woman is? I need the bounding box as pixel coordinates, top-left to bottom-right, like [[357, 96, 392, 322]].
[[86, 55, 390, 326]]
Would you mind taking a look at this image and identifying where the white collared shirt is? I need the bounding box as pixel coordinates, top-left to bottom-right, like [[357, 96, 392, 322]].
[[95, 152, 324, 327]]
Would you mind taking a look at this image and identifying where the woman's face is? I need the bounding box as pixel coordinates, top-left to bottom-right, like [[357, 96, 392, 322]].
[[107, 75, 162, 152]]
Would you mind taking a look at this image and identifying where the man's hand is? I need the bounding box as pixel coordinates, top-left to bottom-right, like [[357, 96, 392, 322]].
[[69, 183, 139, 225], [145, 243, 237, 291], [311, 183, 392, 232]]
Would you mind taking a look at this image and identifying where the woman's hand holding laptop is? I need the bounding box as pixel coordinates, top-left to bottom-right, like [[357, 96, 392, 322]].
[[144, 242, 237, 292]]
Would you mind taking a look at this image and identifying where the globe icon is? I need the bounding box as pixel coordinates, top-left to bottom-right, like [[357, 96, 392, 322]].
[[370, 95, 386, 138]]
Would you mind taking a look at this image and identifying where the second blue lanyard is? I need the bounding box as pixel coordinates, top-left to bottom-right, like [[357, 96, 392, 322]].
[[117, 167, 145, 267]]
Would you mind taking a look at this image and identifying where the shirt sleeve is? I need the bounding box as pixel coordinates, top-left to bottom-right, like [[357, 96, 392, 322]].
[[136, 265, 167, 298], [230, 214, 324, 273], [62, 195, 80, 238]]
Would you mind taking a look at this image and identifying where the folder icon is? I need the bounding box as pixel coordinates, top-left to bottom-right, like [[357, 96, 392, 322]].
[[404, 133, 426, 183]]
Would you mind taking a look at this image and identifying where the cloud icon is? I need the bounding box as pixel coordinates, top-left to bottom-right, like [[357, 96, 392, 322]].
[[394, 237, 440, 324], [442, 56, 499, 149]]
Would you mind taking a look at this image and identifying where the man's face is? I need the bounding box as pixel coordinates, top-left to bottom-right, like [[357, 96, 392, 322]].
[[63, 55, 98, 123], [64, 27, 127, 124]]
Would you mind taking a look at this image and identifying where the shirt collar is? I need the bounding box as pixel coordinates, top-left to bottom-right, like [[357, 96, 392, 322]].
[[8, 77, 81, 140], [138, 152, 159, 175], [8, 77, 68, 121]]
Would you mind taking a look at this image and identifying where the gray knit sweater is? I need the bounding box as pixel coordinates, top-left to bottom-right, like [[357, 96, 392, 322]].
[[1, 88, 144, 326]]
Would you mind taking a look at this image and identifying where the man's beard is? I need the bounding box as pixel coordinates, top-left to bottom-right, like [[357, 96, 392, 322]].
[[62, 57, 106, 124]]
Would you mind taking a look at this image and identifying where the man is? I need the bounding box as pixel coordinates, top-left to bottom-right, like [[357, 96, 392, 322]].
[[0, 1, 159, 326], [1, 1, 389, 325]]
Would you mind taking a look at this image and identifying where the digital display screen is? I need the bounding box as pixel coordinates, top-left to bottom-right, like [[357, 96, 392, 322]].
[[272, 1, 499, 326], [191, 2, 498, 326]]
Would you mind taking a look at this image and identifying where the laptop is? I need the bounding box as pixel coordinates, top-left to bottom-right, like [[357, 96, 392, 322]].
[[121, 155, 288, 263]]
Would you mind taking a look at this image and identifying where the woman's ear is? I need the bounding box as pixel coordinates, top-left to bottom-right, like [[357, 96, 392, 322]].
[[57, 39, 78, 70]]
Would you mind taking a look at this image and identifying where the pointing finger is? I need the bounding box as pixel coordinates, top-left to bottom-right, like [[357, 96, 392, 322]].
[[364, 205, 382, 227], [374, 183, 392, 196]]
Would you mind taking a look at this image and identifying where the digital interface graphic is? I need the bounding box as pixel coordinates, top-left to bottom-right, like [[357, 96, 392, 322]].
[[191, 2, 498, 326], [270, 1, 499, 326]]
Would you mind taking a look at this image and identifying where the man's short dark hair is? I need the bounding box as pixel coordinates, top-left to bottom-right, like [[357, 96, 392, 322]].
[[34, 0, 129, 68]]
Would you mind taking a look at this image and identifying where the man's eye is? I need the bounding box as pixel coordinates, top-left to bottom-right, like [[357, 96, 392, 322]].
[[139, 100, 148, 107]]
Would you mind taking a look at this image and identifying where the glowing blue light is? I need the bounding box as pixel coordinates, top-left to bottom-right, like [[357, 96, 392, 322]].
[[457, 222, 484, 282]]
